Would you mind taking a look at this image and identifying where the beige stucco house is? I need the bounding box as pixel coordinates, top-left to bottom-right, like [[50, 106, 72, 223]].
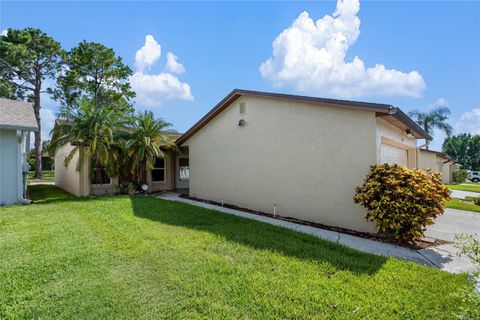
[[55, 89, 438, 233], [54, 119, 189, 196], [175, 89, 432, 233], [418, 149, 455, 184]]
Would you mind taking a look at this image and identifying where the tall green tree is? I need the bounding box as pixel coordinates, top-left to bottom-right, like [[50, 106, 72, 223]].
[[49, 98, 129, 176], [56, 41, 135, 116], [408, 107, 453, 148], [126, 111, 176, 182], [0, 28, 64, 178], [443, 133, 480, 170]]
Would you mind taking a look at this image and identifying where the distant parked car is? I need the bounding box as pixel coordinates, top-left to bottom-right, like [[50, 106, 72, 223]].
[[468, 171, 480, 182]]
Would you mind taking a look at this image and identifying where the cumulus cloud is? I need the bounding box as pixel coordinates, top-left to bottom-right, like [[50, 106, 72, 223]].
[[456, 108, 480, 135], [130, 72, 193, 107], [1, 29, 8, 36], [260, 0, 426, 98], [165, 52, 186, 74], [424, 97, 449, 111], [131, 35, 193, 107], [135, 35, 161, 72]]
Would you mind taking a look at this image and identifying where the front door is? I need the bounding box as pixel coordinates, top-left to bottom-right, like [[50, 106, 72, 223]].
[[175, 157, 189, 189]]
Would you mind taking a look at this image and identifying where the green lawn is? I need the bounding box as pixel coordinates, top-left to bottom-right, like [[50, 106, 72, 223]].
[[446, 197, 480, 213], [28, 170, 55, 183], [28, 184, 73, 203], [446, 183, 480, 193], [0, 185, 476, 319]]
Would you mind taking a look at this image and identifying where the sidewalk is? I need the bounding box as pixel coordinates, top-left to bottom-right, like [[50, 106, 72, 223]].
[[157, 192, 476, 274]]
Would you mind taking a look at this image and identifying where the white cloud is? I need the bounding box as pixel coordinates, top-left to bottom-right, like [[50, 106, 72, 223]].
[[165, 52, 186, 74], [1, 29, 8, 36], [131, 35, 193, 107], [40, 107, 56, 142], [433, 98, 448, 107], [260, 0, 426, 98], [424, 97, 448, 111], [130, 72, 193, 107], [135, 35, 161, 72], [456, 108, 480, 135]]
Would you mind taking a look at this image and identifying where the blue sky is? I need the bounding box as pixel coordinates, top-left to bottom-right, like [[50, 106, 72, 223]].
[[2, 0, 479, 150]]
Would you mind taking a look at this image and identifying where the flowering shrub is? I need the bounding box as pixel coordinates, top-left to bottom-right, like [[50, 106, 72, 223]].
[[354, 164, 451, 243]]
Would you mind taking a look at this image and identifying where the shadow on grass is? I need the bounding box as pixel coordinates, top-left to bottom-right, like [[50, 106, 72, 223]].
[[28, 184, 75, 203], [130, 196, 390, 275]]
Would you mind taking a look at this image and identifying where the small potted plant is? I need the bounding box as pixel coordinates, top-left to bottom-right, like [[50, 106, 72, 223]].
[[127, 183, 137, 195]]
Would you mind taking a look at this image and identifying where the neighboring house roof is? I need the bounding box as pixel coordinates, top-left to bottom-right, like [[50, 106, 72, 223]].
[[419, 148, 454, 162], [176, 89, 432, 145], [0, 98, 39, 131], [55, 119, 73, 126]]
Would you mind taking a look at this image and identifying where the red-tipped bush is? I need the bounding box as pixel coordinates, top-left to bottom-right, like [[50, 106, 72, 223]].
[[354, 164, 451, 243]]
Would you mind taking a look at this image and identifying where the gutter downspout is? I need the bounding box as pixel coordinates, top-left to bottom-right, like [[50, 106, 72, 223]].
[[16, 130, 32, 204]]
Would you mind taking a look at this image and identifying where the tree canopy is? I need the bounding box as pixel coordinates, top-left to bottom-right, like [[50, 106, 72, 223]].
[[408, 107, 453, 143], [442, 133, 480, 171], [0, 28, 64, 178], [56, 40, 135, 116]]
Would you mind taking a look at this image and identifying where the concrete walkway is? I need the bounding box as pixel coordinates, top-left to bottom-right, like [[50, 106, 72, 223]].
[[157, 193, 476, 274], [450, 189, 480, 199], [28, 181, 55, 186]]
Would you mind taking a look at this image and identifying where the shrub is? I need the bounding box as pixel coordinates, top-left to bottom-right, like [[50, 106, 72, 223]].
[[452, 168, 468, 184], [354, 164, 451, 243], [28, 157, 35, 171], [474, 197, 480, 207], [116, 182, 136, 195]]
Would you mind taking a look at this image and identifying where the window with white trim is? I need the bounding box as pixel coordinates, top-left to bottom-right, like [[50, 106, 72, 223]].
[[152, 157, 165, 182]]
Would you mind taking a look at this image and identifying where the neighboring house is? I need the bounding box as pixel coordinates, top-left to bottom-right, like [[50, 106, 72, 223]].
[[0, 98, 39, 205], [418, 149, 455, 184], [175, 89, 432, 233], [53, 119, 189, 196], [29, 150, 54, 171]]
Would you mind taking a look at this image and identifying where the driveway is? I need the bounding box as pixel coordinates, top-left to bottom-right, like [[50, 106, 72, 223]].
[[450, 189, 480, 199], [425, 208, 480, 241]]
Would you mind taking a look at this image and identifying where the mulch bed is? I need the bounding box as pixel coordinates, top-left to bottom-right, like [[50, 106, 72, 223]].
[[178, 194, 449, 250]]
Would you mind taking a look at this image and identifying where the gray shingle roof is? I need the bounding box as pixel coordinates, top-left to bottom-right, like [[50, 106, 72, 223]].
[[0, 98, 39, 131]]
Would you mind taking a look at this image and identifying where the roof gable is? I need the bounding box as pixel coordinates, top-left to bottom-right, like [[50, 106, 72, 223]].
[[176, 89, 432, 145], [0, 98, 38, 131]]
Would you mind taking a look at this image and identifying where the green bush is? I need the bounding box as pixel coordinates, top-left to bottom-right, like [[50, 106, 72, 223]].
[[28, 157, 35, 171], [452, 169, 468, 184], [354, 164, 451, 243], [474, 197, 480, 206]]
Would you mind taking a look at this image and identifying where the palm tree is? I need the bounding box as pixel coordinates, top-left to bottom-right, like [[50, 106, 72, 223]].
[[50, 97, 124, 175], [408, 107, 453, 149], [126, 111, 176, 183]]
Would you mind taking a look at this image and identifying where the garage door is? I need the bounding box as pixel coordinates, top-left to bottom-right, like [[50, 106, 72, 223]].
[[380, 143, 408, 166]]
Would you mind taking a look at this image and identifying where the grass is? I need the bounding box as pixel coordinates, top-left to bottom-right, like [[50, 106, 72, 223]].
[[446, 183, 480, 193], [28, 170, 55, 183], [0, 185, 476, 319], [28, 184, 73, 203], [446, 197, 480, 213]]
